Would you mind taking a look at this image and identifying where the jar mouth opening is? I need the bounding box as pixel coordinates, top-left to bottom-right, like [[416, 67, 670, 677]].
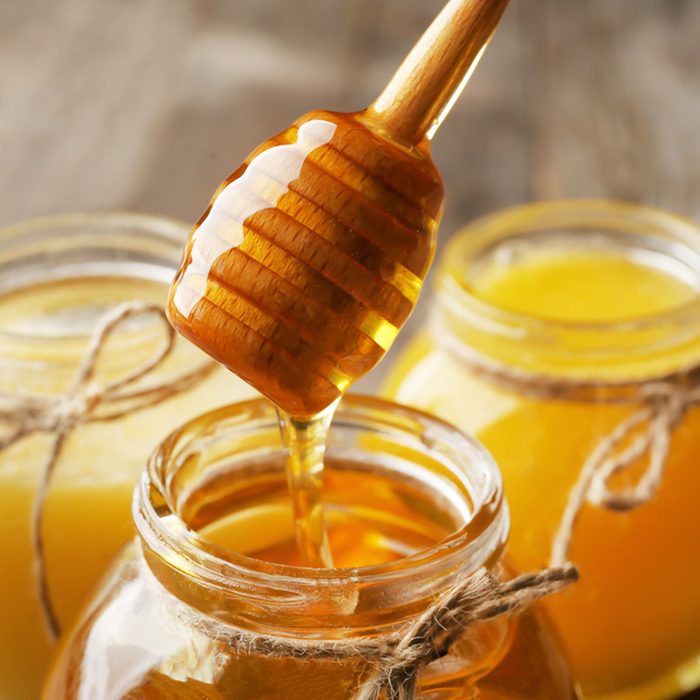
[[0, 211, 188, 347], [438, 200, 700, 336], [0, 211, 204, 376], [137, 395, 507, 591]]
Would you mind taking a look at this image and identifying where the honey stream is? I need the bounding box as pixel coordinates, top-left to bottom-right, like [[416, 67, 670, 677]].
[[276, 404, 337, 567]]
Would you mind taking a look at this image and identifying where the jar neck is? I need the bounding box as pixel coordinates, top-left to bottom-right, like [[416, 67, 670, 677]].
[[434, 200, 700, 384], [0, 212, 208, 394], [135, 396, 508, 639]]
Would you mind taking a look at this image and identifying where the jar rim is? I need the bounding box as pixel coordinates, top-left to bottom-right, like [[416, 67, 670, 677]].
[[0, 210, 189, 343], [0, 210, 202, 383], [135, 395, 507, 598], [439, 199, 700, 333], [434, 200, 700, 375]]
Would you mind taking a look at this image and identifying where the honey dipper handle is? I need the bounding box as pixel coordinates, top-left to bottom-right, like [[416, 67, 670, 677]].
[[366, 0, 510, 145]]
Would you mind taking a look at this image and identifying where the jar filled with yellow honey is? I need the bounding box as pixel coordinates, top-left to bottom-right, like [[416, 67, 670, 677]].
[[384, 201, 700, 699], [44, 396, 578, 699], [0, 213, 254, 700]]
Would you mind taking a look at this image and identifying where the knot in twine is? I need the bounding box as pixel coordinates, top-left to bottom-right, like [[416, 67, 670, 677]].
[[551, 379, 700, 566], [358, 564, 578, 700], [0, 381, 102, 439], [0, 302, 215, 640]]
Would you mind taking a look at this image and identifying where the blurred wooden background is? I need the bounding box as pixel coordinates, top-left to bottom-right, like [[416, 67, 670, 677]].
[[2, 0, 700, 384], [3, 0, 700, 229]]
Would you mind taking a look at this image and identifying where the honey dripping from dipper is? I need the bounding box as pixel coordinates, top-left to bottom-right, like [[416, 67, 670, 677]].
[[168, 0, 510, 567]]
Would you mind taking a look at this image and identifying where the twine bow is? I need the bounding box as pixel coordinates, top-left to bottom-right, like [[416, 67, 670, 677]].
[[360, 564, 578, 700], [0, 302, 215, 640], [551, 380, 700, 565]]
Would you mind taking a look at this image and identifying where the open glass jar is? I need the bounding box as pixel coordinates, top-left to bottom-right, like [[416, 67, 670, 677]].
[[0, 213, 254, 700], [384, 201, 700, 699], [44, 396, 577, 699]]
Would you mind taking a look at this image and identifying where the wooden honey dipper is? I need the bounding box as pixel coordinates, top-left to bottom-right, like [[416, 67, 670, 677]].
[[168, 0, 510, 417]]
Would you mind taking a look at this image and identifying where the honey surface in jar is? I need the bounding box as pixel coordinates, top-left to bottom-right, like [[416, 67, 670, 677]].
[[199, 456, 453, 568], [385, 212, 700, 699], [474, 251, 696, 322]]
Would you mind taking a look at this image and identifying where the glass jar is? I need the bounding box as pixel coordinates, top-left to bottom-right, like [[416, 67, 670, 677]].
[[43, 396, 577, 699], [0, 212, 255, 700], [383, 201, 700, 699]]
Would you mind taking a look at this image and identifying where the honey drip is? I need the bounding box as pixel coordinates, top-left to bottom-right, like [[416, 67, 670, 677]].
[[167, 0, 510, 567], [276, 405, 337, 567]]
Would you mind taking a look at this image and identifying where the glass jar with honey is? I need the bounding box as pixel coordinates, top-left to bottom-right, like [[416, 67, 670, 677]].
[[383, 200, 700, 699], [43, 396, 578, 699], [0, 212, 254, 700]]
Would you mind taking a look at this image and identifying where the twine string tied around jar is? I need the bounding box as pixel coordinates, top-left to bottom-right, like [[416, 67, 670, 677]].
[[222, 562, 577, 700], [0, 302, 216, 641], [435, 323, 700, 566], [551, 379, 700, 565]]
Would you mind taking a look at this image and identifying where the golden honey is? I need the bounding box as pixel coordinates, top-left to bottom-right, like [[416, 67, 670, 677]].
[[385, 201, 700, 698], [44, 6, 577, 698]]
